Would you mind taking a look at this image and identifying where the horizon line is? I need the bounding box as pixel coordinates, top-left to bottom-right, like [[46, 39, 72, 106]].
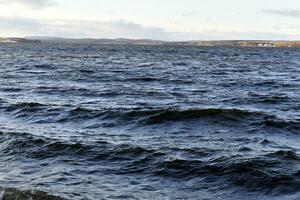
[[1, 36, 300, 42]]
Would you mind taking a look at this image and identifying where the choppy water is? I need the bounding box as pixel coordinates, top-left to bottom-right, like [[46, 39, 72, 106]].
[[0, 43, 299, 200]]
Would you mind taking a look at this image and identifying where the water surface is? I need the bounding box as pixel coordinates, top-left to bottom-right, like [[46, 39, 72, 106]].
[[0, 43, 299, 199]]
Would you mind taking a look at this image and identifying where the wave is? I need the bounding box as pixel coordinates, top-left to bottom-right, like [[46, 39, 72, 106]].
[[60, 107, 263, 124], [1, 130, 300, 194], [0, 131, 158, 162], [33, 64, 56, 70], [266, 150, 300, 160], [0, 87, 23, 92], [118, 152, 300, 194], [140, 108, 255, 123], [0, 187, 64, 200], [130, 77, 159, 82], [1, 102, 299, 131], [172, 61, 189, 66], [154, 157, 300, 194], [5, 102, 46, 112], [123, 108, 300, 132], [136, 62, 155, 67]]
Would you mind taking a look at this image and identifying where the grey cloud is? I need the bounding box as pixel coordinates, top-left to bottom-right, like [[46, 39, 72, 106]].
[[0, 0, 57, 8], [272, 25, 300, 31], [169, 30, 300, 41], [47, 19, 172, 40], [204, 30, 299, 40], [262, 9, 300, 18], [0, 16, 298, 40], [0, 17, 172, 40]]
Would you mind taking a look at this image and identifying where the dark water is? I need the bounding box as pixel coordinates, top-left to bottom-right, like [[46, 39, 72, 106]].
[[0, 43, 299, 200]]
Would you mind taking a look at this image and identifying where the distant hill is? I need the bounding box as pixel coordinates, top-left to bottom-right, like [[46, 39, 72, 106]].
[[0, 37, 41, 43], [27, 37, 300, 47], [26, 36, 167, 45], [1, 36, 300, 47]]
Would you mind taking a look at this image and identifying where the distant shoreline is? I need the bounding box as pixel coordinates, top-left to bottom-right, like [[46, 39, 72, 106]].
[[0, 37, 41, 43], [1, 37, 300, 47]]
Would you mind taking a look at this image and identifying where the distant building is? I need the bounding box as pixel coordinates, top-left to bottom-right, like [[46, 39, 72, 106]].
[[257, 43, 276, 48]]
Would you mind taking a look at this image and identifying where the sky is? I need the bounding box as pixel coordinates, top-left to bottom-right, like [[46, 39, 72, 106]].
[[0, 0, 299, 40]]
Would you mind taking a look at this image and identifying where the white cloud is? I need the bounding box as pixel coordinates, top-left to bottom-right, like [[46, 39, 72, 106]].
[[0, 16, 299, 40], [0, 0, 57, 9], [0, 17, 172, 40], [182, 11, 200, 17], [262, 9, 300, 18]]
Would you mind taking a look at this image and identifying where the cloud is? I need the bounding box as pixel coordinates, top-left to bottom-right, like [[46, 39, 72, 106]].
[[0, 0, 57, 9], [0, 17, 172, 40], [262, 9, 300, 18], [182, 11, 200, 17], [0, 16, 299, 40], [196, 30, 300, 40]]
